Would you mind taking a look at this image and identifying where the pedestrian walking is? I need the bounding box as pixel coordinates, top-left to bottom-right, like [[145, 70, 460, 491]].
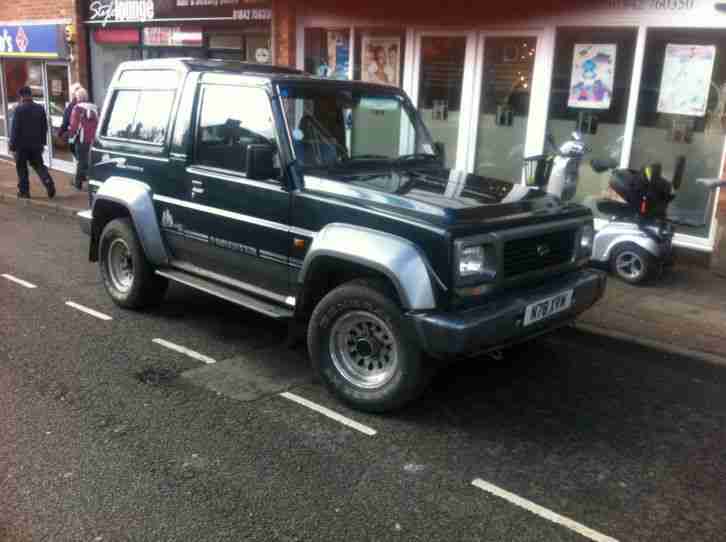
[[9, 86, 56, 199], [68, 87, 99, 190], [58, 82, 82, 155]]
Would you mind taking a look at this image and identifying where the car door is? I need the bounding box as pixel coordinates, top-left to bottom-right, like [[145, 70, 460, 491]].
[[165, 82, 292, 299]]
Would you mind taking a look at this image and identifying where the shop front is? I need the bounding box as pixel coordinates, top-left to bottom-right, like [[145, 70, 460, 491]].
[[295, 1, 726, 254], [0, 22, 75, 173], [83, 0, 272, 108]]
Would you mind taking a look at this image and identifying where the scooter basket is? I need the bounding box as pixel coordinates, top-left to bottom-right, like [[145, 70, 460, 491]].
[[523, 155, 554, 187]]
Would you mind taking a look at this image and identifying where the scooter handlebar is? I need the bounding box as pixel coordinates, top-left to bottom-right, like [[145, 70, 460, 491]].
[[591, 157, 618, 173]]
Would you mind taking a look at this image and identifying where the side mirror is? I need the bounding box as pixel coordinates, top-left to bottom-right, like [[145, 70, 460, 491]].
[[433, 141, 446, 166], [246, 144, 277, 180]]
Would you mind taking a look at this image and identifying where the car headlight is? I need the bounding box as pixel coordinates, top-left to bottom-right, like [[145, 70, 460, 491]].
[[459, 245, 485, 277], [580, 224, 594, 257]]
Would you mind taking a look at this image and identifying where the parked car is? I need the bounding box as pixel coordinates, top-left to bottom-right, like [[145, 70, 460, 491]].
[[78, 58, 606, 412]]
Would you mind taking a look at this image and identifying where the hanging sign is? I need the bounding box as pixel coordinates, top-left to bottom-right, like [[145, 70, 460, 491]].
[[568, 43, 617, 110], [0, 24, 64, 58], [657, 43, 716, 117]]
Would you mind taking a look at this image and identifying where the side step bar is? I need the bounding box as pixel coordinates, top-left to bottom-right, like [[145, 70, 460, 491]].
[[156, 269, 293, 319]]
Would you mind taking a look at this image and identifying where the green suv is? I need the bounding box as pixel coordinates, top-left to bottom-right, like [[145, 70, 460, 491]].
[[78, 58, 605, 412]]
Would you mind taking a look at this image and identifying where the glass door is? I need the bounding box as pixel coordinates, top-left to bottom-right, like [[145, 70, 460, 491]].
[[3, 59, 50, 164], [472, 35, 540, 182], [47, 63, 74, 171], [412, 33, 475, 169]]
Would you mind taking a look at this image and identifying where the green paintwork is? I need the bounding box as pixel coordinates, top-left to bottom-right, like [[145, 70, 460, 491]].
[[90, 59, 593, 310]]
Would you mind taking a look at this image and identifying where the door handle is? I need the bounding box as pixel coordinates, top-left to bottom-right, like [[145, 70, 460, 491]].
[[191, 179, 205, 198]]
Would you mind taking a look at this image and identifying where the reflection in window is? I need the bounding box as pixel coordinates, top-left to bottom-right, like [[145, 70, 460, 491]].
[[105, 91, 141, 139], [196, 85, 275, 172], [474, 37, 538, 181], [103, 89, 174, 143], [417, 36, 466, 169]]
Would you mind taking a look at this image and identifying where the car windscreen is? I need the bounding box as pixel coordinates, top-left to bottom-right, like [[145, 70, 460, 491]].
[[278, 84, 436, 171]]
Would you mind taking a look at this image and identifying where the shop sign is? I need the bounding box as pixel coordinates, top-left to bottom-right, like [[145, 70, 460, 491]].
[[0, 24, 64, 58], [88, 0, 155, 26], [143, 26, 203, 46], [85, 0, 271, 23]]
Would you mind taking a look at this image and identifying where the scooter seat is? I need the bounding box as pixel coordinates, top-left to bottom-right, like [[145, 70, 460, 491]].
[[596, 199, 636, 218]]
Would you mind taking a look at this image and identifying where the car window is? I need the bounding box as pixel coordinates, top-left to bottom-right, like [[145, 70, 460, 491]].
[[195, 85, 276, 173], [105, 91, 140, 139], [103, 89, 175, 144]]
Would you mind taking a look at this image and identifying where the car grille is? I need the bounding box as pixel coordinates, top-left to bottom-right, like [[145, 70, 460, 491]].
[[502, 229, 576, 278]]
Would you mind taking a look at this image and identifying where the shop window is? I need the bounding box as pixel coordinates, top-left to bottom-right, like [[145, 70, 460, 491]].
[[304, 28, 351, 79], [474, 36, 538, 181], [195, 85, 275, 173], [209, 33, 271, 63], [631, 28, 726, 240], [353, 29, 405, 87], [416, 36, 466, 169], [547, 28, 637, 205], [104, 89, 175, 144]]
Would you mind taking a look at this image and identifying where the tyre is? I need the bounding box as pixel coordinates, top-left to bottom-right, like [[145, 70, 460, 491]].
[[307, 279, 430, 413], [99, 218, 168, 309], [610, 242, 655, 285]]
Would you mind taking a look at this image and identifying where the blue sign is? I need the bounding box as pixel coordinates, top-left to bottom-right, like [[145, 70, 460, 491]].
[[0, 24, 63, 58]]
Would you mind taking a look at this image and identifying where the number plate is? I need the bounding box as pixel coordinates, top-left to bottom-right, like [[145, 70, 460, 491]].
[[523, 290, 573, 327]]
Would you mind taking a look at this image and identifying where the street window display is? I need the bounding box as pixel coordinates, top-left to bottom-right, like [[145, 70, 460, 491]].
[[631, 28, 726, 240], [547, 27, 638, 207]]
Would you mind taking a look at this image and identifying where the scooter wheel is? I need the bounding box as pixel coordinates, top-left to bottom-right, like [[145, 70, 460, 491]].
[[610, 242, 655, 285]]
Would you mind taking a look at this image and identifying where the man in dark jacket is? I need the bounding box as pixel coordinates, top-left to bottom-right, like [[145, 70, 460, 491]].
[[9, 86, 56, 199]]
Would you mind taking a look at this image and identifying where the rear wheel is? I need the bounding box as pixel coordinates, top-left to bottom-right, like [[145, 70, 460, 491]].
[[610, 242, 654, 285], [308, 279, 430, 413], [99, 218, 168, 309]]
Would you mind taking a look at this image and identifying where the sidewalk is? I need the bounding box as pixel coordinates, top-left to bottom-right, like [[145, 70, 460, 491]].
[[1, 158, 725, 366], [0, 159, 88, 216]]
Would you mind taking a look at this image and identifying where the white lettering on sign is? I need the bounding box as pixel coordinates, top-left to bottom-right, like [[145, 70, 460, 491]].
[[232, 8, 271, 20], [0, 29, 14, 53], [605, 0, 695, 9], [89, 0, 154, 26]]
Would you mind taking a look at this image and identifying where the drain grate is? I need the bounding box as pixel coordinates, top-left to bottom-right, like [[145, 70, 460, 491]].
[[136, 367, 178, 386]]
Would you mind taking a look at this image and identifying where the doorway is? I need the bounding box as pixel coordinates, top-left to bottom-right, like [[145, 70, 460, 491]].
[[1, 59, 74, 172]]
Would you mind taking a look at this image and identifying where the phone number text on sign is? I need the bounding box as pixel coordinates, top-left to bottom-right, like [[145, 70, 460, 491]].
[[233, 8, 271, 20], [606, 0, 695, 9]]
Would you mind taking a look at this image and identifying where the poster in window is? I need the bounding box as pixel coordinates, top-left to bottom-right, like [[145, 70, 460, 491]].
[[361, 35, 401, 87], [567, 43, 616, 110], [657, 44, 716, 117], [317, 31, 349, 79]]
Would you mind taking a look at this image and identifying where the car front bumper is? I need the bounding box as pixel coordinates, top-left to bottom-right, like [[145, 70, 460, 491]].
[[78, 209, 92, 236], [409, 269, 606, 358]]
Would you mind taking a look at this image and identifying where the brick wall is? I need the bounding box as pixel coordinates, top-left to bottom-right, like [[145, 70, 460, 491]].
[[0, 0, 89, 90], [273, 0, 296, 68]]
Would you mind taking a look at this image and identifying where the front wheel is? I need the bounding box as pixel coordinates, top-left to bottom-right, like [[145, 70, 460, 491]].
[[610, 242, 655, 285], [307, 280, 430, 413], [99, 218, 168, 309]]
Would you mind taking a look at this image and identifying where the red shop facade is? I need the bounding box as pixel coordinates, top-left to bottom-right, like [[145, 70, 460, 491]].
[[82, 0, 273, 106]]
